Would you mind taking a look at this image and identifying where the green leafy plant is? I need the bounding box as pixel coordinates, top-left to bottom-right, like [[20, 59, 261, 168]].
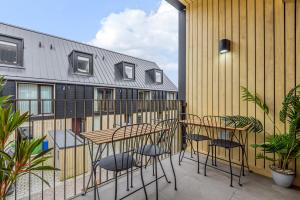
[[241, 84, 300, 172], [221, 115, 263, 133], [253, 134, 300, 171], [0, 76, 57, 199]]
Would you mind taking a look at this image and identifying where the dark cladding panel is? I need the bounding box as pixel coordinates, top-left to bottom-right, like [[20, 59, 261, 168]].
[[1, 80, 16, 98], [75, 85, 84, 118], [55, 84, 66, 118], [66, 85, 75, 118], [132, 89, 138, 113], [1, 80, 16, 111], [115, 88, 122, 114], [84, 86, 93, 116]]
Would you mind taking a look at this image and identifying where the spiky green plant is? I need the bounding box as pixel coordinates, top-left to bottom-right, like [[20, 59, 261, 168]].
[[221, 115, 263, 133], [0, 76, 57, 199], [0, 132, 56, 198], [242, 84, 300, 172]]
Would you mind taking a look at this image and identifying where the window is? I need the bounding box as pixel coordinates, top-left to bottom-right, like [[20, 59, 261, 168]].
[[147, 69, 163, 84], [138, 91, 151, 100], [115, 62, 136, 81], [18, 83, 53, 115], [77, 56, 90, 73], [155, 70, 163, 83], [123, 63, 135, 80], [138, 91, 151, 110], [0, 35, 23, 66], [167, 92, 176, 100], [94, 88, 114, 112], [70, 51, 93, 75], [125, 114, 133, 125]]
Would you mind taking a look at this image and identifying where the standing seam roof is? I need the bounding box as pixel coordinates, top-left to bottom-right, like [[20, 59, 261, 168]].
[[0, 23, 177, 92]]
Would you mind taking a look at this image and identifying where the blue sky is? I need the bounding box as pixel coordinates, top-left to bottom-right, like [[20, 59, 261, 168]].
[[0, 0, 178, 85]]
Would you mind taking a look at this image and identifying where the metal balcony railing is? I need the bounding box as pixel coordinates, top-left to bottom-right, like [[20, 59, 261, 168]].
[[7, 99, 182, 200]]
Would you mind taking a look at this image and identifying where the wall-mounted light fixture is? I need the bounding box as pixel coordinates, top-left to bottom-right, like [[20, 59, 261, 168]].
[[219, 39, 230, 54]]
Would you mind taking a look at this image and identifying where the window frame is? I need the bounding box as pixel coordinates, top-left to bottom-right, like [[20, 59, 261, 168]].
[[70, 50, 93, 76], [122, 62, 135, 81], [17, 82, 54, 116], [154, 69, 163, 84], [94, 87, 115, 113], [0, 34, 24, 67]]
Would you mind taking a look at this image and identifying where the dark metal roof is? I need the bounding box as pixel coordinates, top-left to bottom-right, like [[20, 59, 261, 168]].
[[0, 23, 177, 91]]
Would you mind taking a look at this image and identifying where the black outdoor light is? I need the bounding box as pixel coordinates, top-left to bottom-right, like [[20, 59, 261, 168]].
[[219, 39, 230, 54]]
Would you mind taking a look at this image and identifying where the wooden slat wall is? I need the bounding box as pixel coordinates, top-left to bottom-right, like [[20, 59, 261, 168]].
[[183, 0, 300, 186]]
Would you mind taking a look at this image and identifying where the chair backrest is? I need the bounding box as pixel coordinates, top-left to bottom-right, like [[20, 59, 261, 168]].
[[180, 113, 202, 136], [111, 123, 152, 170], [202, 116, 237, 142], [149, 118, 178, 154]]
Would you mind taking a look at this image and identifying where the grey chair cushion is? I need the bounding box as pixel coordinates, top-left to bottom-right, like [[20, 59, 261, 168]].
[[135, 144, 165, 156], [186, 134, 210, 141], [210, 139, 241, 149], [97, 153, 136, 172]]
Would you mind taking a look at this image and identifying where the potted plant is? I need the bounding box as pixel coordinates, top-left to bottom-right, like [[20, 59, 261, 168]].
[[241, 85, 300, 187], [0, 76, 57, 199]]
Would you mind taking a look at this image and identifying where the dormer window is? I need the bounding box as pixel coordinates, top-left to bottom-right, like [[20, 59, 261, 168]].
[[124, 64, 134, 80], [115, 62, 135, 81], [155, 70, 163, 83], [0, 35, 23, 66], [77, 56, 90, 73], [69, 51, 93, 75], [147, 69, 163, 84]]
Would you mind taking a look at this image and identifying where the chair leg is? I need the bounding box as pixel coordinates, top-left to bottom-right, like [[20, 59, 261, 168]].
[[130, 168, 133, 188], [214, 146, 217, 166], [179, 146, 186, 165], [197, 142, 200, 174], [145, 157, 151, 169], [114, 171, 118, 200], [211, 144, 214, 166], [239, 159, 243, 187], [158, 157, 171, 183], [169, 152, 177, 191], [229, 149, 233, 187], [126, 169, 129, 191], [140, 159, 148, 200], [153, 157, 155, 176], [242, 146, 245, 176], [93, 166, 97, 200], [154, 157, 159, 200], [190, 140, 194, 158], [204, 145, 211, 176]]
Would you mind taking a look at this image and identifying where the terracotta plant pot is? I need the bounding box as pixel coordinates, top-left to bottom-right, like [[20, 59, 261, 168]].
[[270, 165, 295, 188]]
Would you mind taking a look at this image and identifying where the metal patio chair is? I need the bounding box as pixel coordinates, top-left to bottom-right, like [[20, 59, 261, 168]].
[[203, 116, 244, 187], [135, 118, 178, 200], [178, 113, 211, 174], [93, 123, 151, 200]]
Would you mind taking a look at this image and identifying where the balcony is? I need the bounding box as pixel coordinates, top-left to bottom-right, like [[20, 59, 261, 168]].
[[5, 98, 300, 200], [16, 154, 300, 200], [6, 99, 181, 200]]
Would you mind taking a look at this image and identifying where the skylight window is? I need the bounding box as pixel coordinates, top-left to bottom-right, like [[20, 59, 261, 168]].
[[0, 35, 23, 66]]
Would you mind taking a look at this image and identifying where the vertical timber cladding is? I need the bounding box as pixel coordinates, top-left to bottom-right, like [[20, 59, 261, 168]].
[[183, 0, 300, 186]]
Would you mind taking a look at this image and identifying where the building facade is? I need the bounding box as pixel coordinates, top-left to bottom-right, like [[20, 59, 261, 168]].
[[0, 23, 178, 135]]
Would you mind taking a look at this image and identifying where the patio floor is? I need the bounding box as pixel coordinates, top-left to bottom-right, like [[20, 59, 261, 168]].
[[77, 154, 300, 200]]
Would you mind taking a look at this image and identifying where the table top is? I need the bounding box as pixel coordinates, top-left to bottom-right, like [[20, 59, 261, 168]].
[[179, 119, 250, 132], [81, 125, 166, 145]]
